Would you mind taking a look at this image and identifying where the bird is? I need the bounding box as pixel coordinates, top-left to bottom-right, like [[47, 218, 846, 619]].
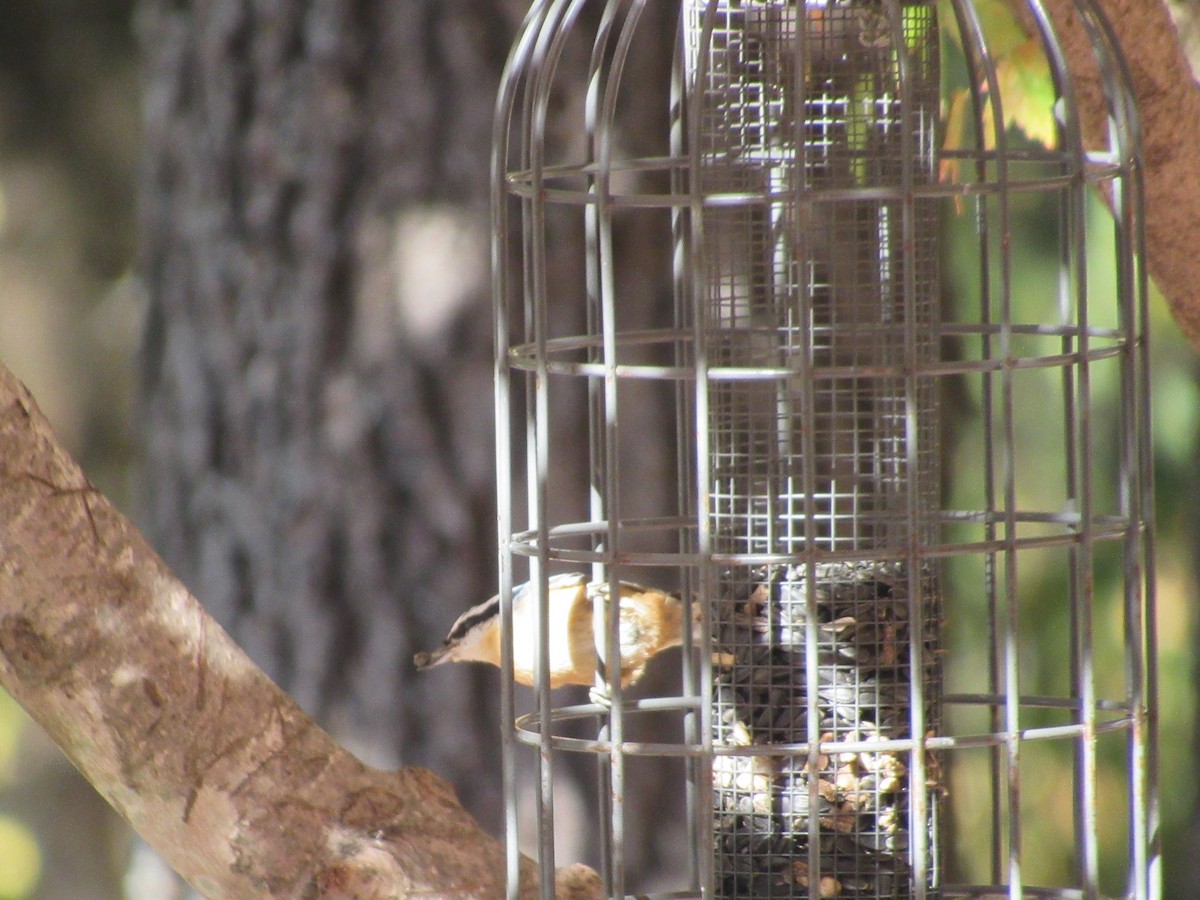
[[413, 572, 696, 694]]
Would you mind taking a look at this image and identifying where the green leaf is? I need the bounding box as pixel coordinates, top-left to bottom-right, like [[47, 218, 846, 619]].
[[939, 0, 1029, 57], [995, 39, 1057, 147], [939, 0, 1057, 154]]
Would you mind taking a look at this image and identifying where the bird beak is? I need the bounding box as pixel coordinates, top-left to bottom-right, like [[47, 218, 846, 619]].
[[414, 645, 453, 670]]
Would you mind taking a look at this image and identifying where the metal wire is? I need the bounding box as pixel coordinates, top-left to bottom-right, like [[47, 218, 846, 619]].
[[491, 1, 1155, 898]]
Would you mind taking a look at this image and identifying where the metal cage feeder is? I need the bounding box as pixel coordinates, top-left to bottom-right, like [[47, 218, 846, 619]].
[[491, 1, 1155, 898]]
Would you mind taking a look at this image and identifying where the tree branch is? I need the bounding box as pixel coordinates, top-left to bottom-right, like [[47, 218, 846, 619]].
[[0, 361, 599, 899], [1022, 0, 1200, 351]]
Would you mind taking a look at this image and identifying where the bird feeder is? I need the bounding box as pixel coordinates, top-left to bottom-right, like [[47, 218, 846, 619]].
[[491, 1, 1155, 898]]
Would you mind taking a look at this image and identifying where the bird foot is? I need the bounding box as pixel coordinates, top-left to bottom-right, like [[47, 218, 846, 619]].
[[588, 685, 614, 709]]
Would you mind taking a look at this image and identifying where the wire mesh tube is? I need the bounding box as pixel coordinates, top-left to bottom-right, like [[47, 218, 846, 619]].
[[682, 2, 942, 895]]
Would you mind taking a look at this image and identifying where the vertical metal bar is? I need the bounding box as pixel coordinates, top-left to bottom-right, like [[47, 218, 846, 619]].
[[948, 4, 1018, 892], [492, 4, 552, 896], [489, 5, 549, 897], [945, 0, 1005, 878], [1105, 25, 1159, 898], [1077, 5, 1158, 897], [890, 3, 931, 896], [593, 6, 650, 895], [585, 0, 621, 578], [1039, 23, 1085, 898], [527, 0, 558, 883], [526, 3, 589, 894], [686, 4, 719, 895], [1055, 82, 1089, 900], [966, 2, 1020, 893], [781, 10, 821, 898], [670, 13, 707, 893], [1110, 31, 1158, 900], [787, 11, 824, 899], [584, 7, 623, 892], [1130, 133, 1159, 900], [1025, 4, 1100, 895], [1133, 220, 1159, 900]]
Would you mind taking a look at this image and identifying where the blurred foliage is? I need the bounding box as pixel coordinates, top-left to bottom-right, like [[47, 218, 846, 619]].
[[0, 1, 139, 898], [0, 1, 1193, 897], [942, 184, 1197, 891], [939, 0, 1056, 187], [0, 0, 141, 499], [0, 813, 40, 900], [0, 691, 21, 784], [0, 694, 39, 900], [0, 693, 31, 899], [938, 6, 1199, 893]]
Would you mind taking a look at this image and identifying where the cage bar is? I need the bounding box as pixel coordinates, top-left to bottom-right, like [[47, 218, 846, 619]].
[[490, 1, 1156, 898]]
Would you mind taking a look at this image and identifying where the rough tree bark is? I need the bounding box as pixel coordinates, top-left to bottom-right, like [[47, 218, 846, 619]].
[[0, 362, 603, 898], [136, 0, 517, 815], [134, 0, 686, 884]]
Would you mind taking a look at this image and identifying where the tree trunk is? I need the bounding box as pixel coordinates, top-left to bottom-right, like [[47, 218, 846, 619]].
[[137, 0, 515, 818], [135, 0, 686, 883]]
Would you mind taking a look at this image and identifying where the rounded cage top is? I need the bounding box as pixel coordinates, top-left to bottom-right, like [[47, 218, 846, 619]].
[[494, 0, 1140, 210]]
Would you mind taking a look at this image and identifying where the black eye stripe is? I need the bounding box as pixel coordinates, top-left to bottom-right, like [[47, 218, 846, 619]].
[[444, 595, 501, 644], [443, 575, 580, 642], [441, 574, 677, 645]]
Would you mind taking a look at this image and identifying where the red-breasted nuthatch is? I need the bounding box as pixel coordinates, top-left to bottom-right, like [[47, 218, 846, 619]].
[[413, 572, 696, 690]]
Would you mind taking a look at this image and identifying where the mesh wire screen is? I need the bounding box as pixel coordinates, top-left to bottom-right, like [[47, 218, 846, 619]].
[[685, 1, 941, 896]]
